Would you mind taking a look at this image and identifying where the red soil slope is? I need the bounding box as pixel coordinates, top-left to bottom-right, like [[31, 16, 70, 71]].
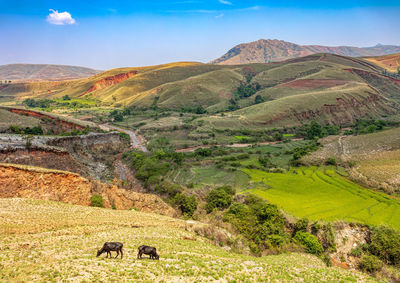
[[85, 70, 138, 94]]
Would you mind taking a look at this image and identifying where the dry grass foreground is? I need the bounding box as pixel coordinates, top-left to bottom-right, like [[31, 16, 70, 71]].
[[0, 163, 175, 217], [0, 198, 377, 282]]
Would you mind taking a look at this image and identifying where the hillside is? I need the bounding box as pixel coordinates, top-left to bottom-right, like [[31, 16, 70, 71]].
[[0, 163, 175, 215], [211, 39, 400, 65], [364, 53, 400, 72], [2, 54, 400, 131], [303, 127, 400, 194], [0, 64, 101, 82], [0, 198, 376, 282]]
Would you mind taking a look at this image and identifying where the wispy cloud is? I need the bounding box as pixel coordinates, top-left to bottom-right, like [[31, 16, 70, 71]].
[[218, 0, 232, 5], [215, 13, 224, 18], [46, 9, 76, 25]]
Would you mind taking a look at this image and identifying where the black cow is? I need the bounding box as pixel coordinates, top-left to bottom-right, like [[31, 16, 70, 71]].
[[97, 242, 123, 259], [137, 245, 159, 260]]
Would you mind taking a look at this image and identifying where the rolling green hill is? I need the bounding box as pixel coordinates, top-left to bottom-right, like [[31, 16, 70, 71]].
[[2, 53, 400, 129]]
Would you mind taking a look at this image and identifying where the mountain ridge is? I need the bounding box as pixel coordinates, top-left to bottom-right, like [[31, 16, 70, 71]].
[[211, 39, 400, 65], [0, 63, 102, 82]]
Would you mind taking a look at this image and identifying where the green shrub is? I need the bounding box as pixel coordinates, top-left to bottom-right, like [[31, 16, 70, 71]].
[[90, 194, 104, 207], [368, 226, 400, 265], [294, 218, 309, 233], [358, 255, 383, 273], [350, 246, 363, 257], [294, 231, 323, 255], [205, 187, 233, 213], [173, 193, 198, 217], [325, 158, 337, 166]]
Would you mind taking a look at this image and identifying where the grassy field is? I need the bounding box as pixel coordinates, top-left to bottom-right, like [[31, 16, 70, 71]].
[[0, 198, 376, 282], [244, 166, 400, 230], [168, 140, 309, 189], [0, 108, 41, 131]]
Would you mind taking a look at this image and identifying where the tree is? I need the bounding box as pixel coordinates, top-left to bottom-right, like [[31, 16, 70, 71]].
[[306, 121, 323, 139], [254, 95, 265, 104], [205, 186, 235, 213]]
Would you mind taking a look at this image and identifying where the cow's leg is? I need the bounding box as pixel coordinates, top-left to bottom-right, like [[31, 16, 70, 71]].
[[115, 250, 119, 258], [120, 248, 123, 259]]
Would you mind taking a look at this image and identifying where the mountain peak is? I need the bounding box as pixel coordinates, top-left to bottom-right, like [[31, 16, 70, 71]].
[[211, 39, 400, 65]]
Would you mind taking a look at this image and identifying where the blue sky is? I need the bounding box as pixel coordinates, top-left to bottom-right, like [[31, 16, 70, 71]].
[[1, 0, 400, 69]]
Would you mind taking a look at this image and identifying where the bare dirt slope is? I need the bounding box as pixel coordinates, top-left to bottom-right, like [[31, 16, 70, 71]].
[[0, 163, 175, 216]]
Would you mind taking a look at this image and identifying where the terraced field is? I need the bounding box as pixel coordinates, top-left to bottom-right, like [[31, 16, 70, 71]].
[[0, 198, 375, 282], [304, 128, 400, 193], [244, 167, 400, 229]]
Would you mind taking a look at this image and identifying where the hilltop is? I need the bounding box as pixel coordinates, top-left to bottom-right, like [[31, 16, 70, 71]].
[[0, 64, 101, 82], [364, 53, 400, 72], [2, 53, 400, 150], [211, 39, 400, 65]]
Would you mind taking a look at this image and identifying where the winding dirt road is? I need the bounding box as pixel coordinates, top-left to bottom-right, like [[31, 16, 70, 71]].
[[100, 124, 148, 152]]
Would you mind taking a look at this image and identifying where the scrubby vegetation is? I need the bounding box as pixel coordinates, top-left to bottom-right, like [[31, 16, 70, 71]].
[[90, 194, 104, 207]]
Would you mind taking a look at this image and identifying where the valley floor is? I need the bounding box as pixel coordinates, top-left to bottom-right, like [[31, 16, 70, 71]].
[[0, 198, 376, 282]]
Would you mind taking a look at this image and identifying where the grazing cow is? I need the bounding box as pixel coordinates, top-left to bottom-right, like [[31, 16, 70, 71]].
[[97, 242, 123, 259], [137, 245, 159, 260]]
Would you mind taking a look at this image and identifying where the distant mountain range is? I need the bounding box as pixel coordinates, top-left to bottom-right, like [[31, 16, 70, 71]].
[[211, 39, 400, 65], [0, 64, 102, 82]]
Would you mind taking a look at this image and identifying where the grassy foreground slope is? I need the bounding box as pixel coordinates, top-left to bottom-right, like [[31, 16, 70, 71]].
[[244, 167, 400, 229], [0, 198, 375, 282]]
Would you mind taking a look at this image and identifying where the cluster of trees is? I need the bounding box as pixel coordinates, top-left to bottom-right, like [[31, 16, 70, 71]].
[[124, 145, 197, 217], [8, 125, 43, 135], [222, 195, 335, 256], [345, 119, 399, 135], [22, 97, 92, 109], [23, 98, 53, 108], [180, 106, 207, 114]]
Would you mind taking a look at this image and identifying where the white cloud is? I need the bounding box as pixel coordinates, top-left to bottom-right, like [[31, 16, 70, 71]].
[[46, 9, 76, 25], [218, 0, 232, 5], [215, 13, 224, 18]]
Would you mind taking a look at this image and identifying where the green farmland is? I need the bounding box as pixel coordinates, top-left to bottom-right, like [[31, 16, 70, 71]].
[[244, 167, 400, 229]]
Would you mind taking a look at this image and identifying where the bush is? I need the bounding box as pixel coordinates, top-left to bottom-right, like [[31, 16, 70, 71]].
[[359, 255, 383, 273], [350, 246, 363, 257], [206, 187, 234, 213], [294, 231, 323, 255], [294, 218, 309, 233], [368, 226, 400, 265], [325, 158, 337, 166], [173, 193, 198, 217], [90, 194, 104, 207]]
